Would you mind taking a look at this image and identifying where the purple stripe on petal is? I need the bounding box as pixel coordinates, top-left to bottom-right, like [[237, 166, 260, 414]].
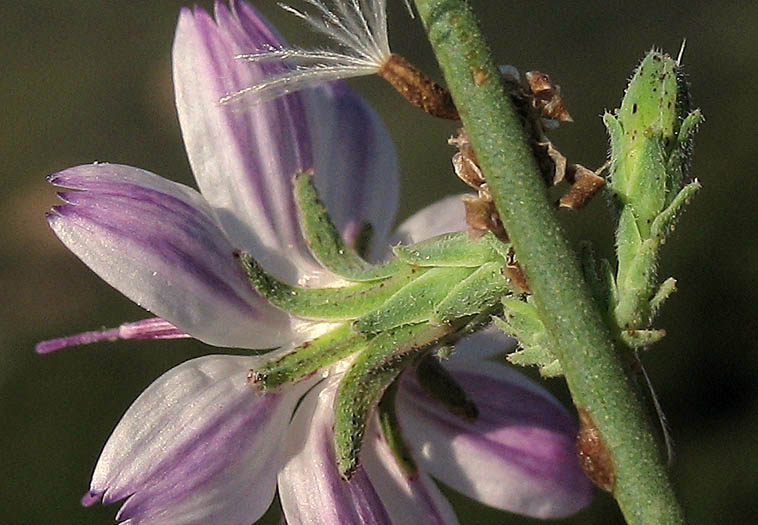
[[90, 356, 309, 525], [36, 328, 120, 354], [397, 366, 593, 519], [174, 4, 332, 285], [279, 383, 392, 525], [118, 317, 189, 340], [52, 189, 251, 314], [307, 83, 399, 260], [80, 490, 102, 507], [47, 164, 295, 349]]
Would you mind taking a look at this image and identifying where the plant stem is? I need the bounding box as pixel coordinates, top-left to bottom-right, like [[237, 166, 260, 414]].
[[412, 0, 684, 522]]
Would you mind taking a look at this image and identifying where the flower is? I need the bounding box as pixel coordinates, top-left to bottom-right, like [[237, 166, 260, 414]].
[[39, 1, 592, 523]]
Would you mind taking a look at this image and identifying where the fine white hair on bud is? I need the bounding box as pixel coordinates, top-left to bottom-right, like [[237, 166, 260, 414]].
[[221, 0, 410, 105]]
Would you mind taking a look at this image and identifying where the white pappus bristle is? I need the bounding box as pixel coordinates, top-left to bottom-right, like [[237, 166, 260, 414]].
[[222, 0, 406, 105]]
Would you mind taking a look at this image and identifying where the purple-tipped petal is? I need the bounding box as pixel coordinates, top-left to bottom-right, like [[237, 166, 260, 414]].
[[396, 361, 593, 519], [88, 355, 310, 525], [173, 3, 323, 284], [278, 383, 392, 525], [361, 419, 459, 525], [307, 82, 399, 259], [47, 163, 295, 349], [389, 194, 470, 247], [36, 317, 189, 354]]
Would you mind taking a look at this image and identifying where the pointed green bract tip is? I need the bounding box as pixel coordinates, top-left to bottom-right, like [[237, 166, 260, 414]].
[[606, 48, 700, 237], [618, 50, 682, 150]]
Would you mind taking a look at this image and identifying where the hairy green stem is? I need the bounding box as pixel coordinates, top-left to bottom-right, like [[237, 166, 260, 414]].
[[413, 0, 684, 522]]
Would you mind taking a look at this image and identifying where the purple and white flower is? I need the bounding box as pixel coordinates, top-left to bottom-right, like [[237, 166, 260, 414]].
[[39, 1, 593, 523]]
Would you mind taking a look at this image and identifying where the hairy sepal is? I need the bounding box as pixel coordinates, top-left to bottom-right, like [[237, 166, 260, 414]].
[[294, 171, 405, 281], [496, 296, 563, 377], [335, 321, 457, 479], [237, 251, 423, 320], [393, 231, 504, 267], [352, 266, 476, 334]]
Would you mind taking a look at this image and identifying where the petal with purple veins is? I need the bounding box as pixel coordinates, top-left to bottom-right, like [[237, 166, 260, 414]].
[[36, 317, 189, 354], [396, 360, 594, 519], [85, 355, 311, 525], [48, 163, 294, 349], [307, 82, 399, 260], [173, 3, 323, 284], [278, 382, 392, 525], [361, 416, 459, 525]]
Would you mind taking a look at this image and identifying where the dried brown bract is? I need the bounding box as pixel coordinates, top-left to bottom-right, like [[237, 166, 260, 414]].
[[504, 247, 530, 294], [525, 71, 573, 123], [576, 408, 616, 492], [559, 165, 607, 210], [450, 129, 508, 241], [461, 195, 508, 242]]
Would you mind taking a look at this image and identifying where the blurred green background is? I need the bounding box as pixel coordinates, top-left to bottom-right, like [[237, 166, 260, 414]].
[[2, 1, 756, 523]]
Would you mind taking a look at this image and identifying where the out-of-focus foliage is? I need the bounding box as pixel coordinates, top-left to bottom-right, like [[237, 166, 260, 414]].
[[2, 1, 755, 523]]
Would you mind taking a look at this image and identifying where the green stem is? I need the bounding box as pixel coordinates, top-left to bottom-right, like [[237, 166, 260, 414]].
[[412, 1, 684, 523]]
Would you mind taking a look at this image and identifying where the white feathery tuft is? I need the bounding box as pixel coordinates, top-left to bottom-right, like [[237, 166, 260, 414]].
[[221, 0, 406, 105]]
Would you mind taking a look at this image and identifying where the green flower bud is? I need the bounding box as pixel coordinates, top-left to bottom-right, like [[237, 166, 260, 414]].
[[604, 49, 703, 329]]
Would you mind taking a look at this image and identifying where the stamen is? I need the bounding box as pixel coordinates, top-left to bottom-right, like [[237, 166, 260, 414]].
[[36, 318, 188, 354]]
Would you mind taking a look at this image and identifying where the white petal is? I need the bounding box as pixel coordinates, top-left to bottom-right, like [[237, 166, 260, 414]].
[[307, 82, 399, 260], [85, 355, 311, 524], [361, 418, 459, 525], [278, 382, 392, 525], [173, 3, 323, 283], [396, 363, 594, 518], [48, 164, 295, 349]]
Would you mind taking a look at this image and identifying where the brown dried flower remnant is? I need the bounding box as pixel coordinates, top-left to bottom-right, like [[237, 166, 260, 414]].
[[559, 164, 607, 210], [576, 408, 616, 492], [504, 247, 530, 294], [378, 54, 459, 120], [525, 71, 573, 123], [449, 129, 508, 241]]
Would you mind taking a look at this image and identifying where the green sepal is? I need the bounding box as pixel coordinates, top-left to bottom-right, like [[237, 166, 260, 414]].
[[393, 231, 503, 267], [649, 277, 677, 319], [250, 322, 365, 389], [649, 179, 701, 242], [335, 321, 455, 478], [432, 261, 510, 323], [237, 251, 423, 320], [294, 171, 405, 281], [377, 379, 418, 477], [353, 266, 476, 334], [495, 297, 563, 377], [483, 234, 513, 261], [415, 355, 478, 420]]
